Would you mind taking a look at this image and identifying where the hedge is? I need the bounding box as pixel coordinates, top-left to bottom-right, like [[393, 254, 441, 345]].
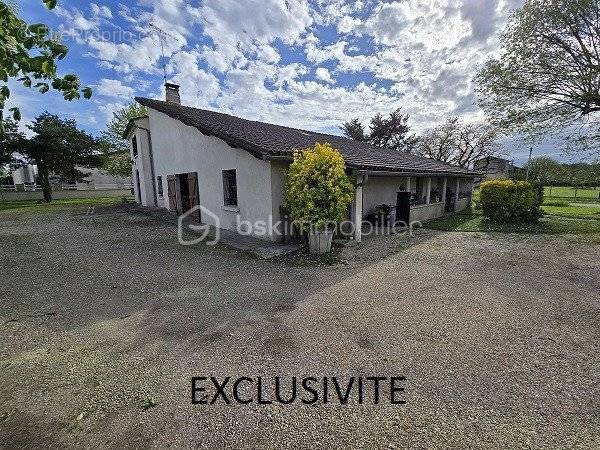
[[479, 179, 543, 223]]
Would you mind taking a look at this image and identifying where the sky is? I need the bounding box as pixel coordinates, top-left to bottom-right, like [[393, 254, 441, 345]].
[[11, 0, 577, 164]]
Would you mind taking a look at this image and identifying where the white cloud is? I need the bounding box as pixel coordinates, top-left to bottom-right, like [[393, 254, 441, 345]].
[[90, 3, 113, 19], [97, 100, 128, 124], [96, 79, 135, 98], [44, 0, 525, 138], [193, 0, 312, 71], [315, 68, 335, 84]]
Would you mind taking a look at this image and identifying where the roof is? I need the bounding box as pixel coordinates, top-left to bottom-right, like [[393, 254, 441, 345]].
[[134, 97, 478, 177], [474, 156, 513, 164], [122, 115, 149, 139]]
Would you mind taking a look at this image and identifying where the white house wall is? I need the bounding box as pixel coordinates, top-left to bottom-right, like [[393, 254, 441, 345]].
[[362, 176, 404, 218], [148, 109, 276, 240], [270, 161, 288, 235], [129, 117, 154, 206]]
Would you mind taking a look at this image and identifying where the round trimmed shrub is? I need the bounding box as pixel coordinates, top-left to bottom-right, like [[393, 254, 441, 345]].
[[480, 179, 543, 223], [285, 142, 354, 231]]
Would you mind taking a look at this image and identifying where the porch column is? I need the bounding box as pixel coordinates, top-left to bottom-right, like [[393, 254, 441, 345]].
[[405, 176, 411, 192], [354, 175, 364, 242], [425, 177, 432, 204], [442, 178, 447, 203], [455, 178, 460, 204]]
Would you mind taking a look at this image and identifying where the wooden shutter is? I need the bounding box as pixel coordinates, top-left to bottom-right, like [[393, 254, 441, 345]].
[[167, 175, 177, 211], [187, 172, 201, 222]]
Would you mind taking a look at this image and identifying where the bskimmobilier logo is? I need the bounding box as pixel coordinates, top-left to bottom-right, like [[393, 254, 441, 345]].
[[191, 376, 406, 405], [177, 205, 220, 246], [177, 205, 422, 246]]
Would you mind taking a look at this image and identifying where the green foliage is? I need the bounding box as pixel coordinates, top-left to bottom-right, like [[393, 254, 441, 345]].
[[0, 1, 92, 132], [285, 143, 354, 231], [341, 108, 417, 152], [102, 152, 132, 178], [6, 112, 101, 202], [475, 0, 600, 156], [480, 179, 543, 223], [142, 396, 158, 409], [516, 157, 600, 188], [340, 118, 367, 142], [425, 211, 600, 234], [520, 156, 564, 184], [542, 204, 600, 220], [100, 101, 147, 154], [0, 117, 22, 165]]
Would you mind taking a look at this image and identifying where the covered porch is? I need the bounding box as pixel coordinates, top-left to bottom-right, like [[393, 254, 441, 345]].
[[351, 173, 475, 242]]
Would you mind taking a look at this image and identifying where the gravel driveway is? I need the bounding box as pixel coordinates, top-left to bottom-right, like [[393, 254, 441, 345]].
[[1, 205, 599, 449]]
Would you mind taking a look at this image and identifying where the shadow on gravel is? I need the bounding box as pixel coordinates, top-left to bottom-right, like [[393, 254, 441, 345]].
[[0, 204, 437, 347]]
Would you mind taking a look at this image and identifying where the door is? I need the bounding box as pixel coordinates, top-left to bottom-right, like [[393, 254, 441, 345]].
[[396, 191, 411, 226], [187, 171, 201, 222], [445, 190, 455, 212], [135, 170, 141, 204], [167, 175, 177, 211]]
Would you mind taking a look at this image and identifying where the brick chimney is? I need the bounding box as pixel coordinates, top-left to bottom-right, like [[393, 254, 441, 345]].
[[165, 82, 181, 104]]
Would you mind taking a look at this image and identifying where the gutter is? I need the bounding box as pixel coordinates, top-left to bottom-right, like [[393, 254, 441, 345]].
[[264, 156, 478, 178], [353, 169, 481, 178]]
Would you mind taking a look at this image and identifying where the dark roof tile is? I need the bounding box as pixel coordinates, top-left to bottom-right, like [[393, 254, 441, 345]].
[[135, 97, 477, 176]]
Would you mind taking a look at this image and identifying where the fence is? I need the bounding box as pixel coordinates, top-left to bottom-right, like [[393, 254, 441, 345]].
[[544, 186, 600, 201], [0, 183, 133, 192]]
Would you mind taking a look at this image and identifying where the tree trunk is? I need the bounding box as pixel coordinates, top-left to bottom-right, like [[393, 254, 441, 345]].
[[38, 162, 52, 203]]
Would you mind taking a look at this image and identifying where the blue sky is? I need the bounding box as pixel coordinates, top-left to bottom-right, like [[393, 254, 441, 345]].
[[12, 0, 580, 164]]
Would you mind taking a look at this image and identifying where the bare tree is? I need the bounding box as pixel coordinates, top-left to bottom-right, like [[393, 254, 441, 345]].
[[475, 0, 600, 156], [415, 118, 501, 168]]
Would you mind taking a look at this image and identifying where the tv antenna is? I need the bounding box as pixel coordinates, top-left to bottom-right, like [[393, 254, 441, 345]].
[[149, 22, 179, 83]]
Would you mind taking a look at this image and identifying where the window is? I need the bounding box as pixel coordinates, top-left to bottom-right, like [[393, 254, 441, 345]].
[[222, 169, 238, 206], [132, 135, 138, 157], [157, 176, 163, 197]]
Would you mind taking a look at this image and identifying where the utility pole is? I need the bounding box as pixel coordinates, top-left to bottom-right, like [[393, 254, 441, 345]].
[[525, 147, 533, 180]]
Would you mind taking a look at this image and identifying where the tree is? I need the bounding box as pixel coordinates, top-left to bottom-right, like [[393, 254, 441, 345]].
[[475, 0, 600, 155], [99, 101, 146, 177], [102, 152, 132, 178], [521, 156, 565, 184], [340, 108, 417, 152], [415, 118, 500, 168], [101, 101, 147, 154], [0, 0, 91, 132], [7, 112, 100, 202], [340, 118, 367, 142], [0, 117, 22, 165]]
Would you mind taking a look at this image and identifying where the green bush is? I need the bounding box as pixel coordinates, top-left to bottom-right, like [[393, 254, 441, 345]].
[[480, 179, 543, 223], [285, 142, 354, 231]]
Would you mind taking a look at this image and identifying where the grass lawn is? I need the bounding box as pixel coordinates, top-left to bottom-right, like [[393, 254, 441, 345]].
[[542, 204, 600, 220], [544, 186, 600, 200], [0, 196, 134, 212], [425, 211, 600, 234]]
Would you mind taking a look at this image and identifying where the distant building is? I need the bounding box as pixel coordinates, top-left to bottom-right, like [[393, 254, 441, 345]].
[[473, 156, 518, 179], [10, 165, 37, 184], [5, 164, 131, 190]]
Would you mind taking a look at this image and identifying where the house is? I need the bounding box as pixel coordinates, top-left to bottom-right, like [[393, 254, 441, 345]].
[[125, 83, 478, 242], [473, 156, 517, 180]]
